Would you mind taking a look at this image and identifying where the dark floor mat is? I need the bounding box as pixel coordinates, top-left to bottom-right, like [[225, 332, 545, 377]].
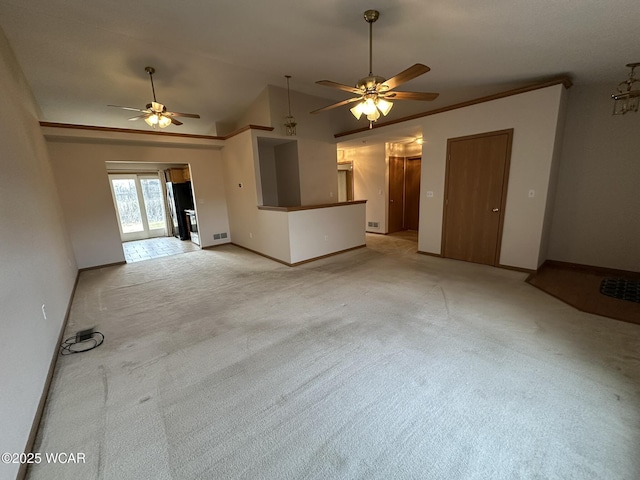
[[600, 278, 640, 303]]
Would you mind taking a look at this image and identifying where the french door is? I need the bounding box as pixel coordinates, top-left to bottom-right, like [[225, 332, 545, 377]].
[[109, 174, 168, 241]]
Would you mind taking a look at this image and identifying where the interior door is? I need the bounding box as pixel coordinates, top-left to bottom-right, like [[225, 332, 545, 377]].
[[109, 173, 168, 242], [442, 130, 512, 265], [388, 156, 405, 233], [404, 157, 421, 230]]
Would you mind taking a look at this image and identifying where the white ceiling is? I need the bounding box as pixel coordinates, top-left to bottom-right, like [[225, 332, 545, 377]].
[[1, 0, 638, 136]]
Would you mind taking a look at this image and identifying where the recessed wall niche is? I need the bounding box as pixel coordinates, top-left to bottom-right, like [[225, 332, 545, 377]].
[[257, 137, 301, 207]]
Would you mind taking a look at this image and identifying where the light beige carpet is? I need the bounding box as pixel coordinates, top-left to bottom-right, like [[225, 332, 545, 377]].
[[28, 234, 640, 479]]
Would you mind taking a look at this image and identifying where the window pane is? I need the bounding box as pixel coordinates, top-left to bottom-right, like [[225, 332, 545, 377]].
[[140, 178, 166, 230], [112, 179, 143, 233]]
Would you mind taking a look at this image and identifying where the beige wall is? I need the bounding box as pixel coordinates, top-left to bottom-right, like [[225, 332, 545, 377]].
[[288, 204, 367, 264], [418, 84, 566, 270], [223, 130, 367, 264], [47, 139, 229, 269], [344, 144, 388, 233], [0, 28, 77, 480], [548, 84, 640, 272], [267, 86, 338, 205]]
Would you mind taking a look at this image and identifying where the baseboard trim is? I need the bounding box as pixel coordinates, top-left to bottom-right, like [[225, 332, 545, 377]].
[[418, 251, 534, 273], [497, 263, 535, 274], [79, 260, 126, 272], [541, 260, 640, 278], [231, 243, 366, 267], [289, 245, 366, 266], [417, 250, 442, 258], [231, 243, 291, 266], [202, 242, 232, 250], [19, 270, 80, 480]]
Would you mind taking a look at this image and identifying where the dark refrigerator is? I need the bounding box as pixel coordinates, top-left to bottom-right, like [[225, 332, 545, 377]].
[[166, 182, 194, 240]]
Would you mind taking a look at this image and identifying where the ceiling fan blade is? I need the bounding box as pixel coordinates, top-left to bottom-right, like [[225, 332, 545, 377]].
[[170, 117, 183, 126], [167, 112, 201, 118], [108, 104, 149, 113], [127, 114, 149, 121], [310, 97, 363, 114], [385, 91, 439, 101], [316, 80, 363, 95], [381, 64, 431, 91]]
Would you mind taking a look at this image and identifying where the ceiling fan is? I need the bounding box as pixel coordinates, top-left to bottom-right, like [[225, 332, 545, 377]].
[[108, 67, 200, 128], [311, 9, 439, 127]]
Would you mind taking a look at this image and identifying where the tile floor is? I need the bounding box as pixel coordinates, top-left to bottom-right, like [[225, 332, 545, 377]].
[[122, 236, 199, 263]]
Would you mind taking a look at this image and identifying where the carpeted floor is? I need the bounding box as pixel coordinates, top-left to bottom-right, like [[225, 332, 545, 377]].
[[28, 234, 640, 479]]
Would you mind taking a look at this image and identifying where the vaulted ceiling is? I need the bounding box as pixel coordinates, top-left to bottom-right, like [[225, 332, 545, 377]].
[[1, 0, 638, 136]]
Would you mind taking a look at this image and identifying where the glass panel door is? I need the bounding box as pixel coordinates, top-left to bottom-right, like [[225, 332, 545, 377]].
[[139, 177, 167, 236], [109, 174, 168, 241]]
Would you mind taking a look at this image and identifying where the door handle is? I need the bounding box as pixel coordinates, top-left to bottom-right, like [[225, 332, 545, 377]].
[[390, 199, 394, 203], [492, 208, 499, 212]]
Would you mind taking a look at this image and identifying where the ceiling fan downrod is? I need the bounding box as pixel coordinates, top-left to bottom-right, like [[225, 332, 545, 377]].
[[364, 10, 379, 77], [145, 66, 158, 103]]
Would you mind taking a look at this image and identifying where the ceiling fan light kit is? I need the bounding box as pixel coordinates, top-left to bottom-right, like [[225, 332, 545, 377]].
[[108, 66, 201, 129], [312, 9, 439, 128], [611, 62, 640, 115]]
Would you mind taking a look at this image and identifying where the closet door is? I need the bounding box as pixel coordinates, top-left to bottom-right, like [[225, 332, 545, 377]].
[[442, 130, 512, 265]]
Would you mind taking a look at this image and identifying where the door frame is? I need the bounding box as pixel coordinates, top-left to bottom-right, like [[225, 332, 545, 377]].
[[108, 172, 168, 242], [440, 128, 513, 266], [405, 156, 422, 231]]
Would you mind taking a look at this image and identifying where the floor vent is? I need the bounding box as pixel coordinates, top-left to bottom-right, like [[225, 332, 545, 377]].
[[213, 233, 221, 240], [221, 232, 228, 239], [367, 222, 380, 228]]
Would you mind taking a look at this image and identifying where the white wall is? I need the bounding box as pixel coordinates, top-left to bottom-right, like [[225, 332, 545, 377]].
[[419, 84, 566, 270], [223, 131, 292, 262], [267, 86, 338, 205], [289, 204, 367, 264], [0, 28, 77, 480], [548, 84, 640, 272], [233, 87, 272, 132], [47, 139, 229, 269], [344, 144, 388, 233]]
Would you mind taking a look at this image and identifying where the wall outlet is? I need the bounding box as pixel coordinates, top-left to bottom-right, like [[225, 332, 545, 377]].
[[249, 232, 253, 238], [528, 189, 536, 198], [221, 232, 228, 239], [238, 183, 243, 188], [324, 235, 329, 241], [41, 304, 47, 320], [214, 233, 221, 240], [427, 191, 434, 198], [329, 191, 334, 198]]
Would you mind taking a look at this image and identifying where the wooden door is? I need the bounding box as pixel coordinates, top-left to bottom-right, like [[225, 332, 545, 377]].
[[388, 156, 404, 233], [404, 157, 421, 230], [442, 130, 512, 265]]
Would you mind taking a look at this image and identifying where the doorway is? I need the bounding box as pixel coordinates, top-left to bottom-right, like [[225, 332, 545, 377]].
[[109, 173, 168, 242], [388, 156, 422, 233], [337, 162, 354, 202], [441, 129, 513, 266]]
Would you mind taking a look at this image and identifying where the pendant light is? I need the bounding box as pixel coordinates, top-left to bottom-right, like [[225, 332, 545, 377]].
[[612, 62, 640, 115], [284, 75, 297, 135]]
